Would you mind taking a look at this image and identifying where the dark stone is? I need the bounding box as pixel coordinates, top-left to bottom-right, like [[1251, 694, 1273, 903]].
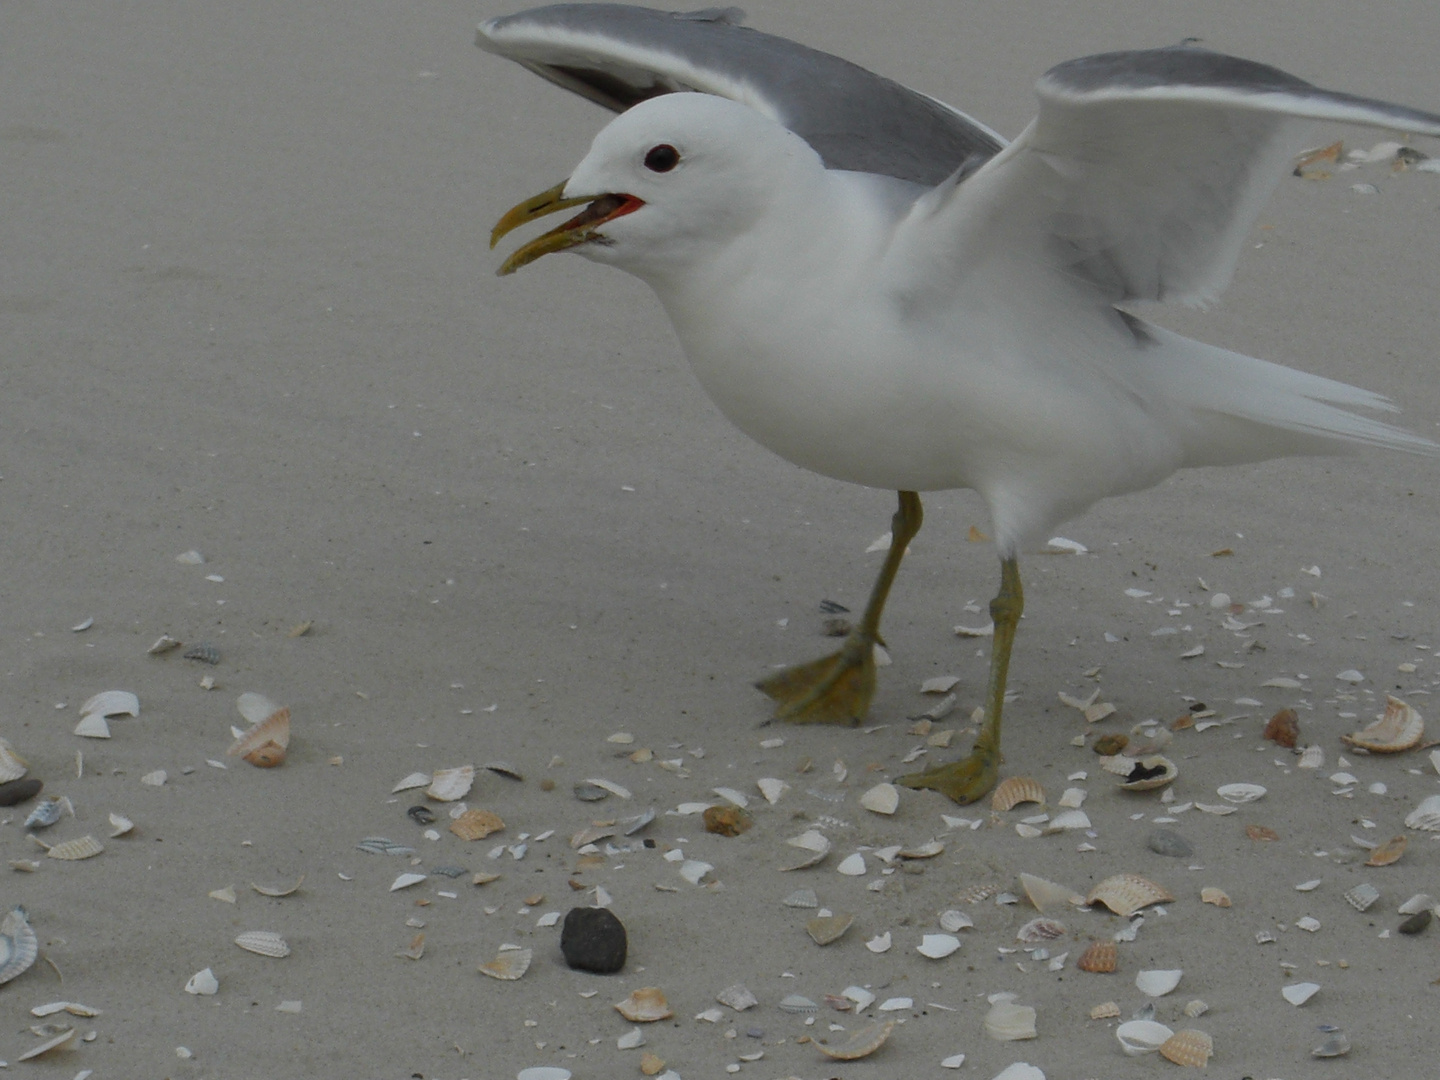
[[406, 805, 436, 826], [1399, 909, 1432, 935], [1146, 828, 1193, 858], [561, 906, 627, 973], [0, 778, 42, 807]]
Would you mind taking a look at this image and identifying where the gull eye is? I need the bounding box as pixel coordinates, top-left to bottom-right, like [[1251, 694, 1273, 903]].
[[643, 144, 680, 173]]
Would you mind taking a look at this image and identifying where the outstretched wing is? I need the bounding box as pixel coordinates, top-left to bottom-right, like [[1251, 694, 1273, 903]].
[[477, 3, 1004, 186], [892, 45, 1440, 307]]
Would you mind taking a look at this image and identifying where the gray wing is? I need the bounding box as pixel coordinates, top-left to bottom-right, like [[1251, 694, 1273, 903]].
[[477, 3, 1004, 186]]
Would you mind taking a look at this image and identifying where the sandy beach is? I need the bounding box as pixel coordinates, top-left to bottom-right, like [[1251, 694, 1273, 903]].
[[3, 1, 1440, 1076]]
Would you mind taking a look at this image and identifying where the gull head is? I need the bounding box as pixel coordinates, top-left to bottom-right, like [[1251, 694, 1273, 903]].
[[492, 93, 824, 280]]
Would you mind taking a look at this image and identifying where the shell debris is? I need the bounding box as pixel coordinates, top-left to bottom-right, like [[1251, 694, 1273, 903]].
[[806, 913, 854, 946], [227, 697, 290, 768], [1116, 1019, 1173, 1056], [992, 776, 1045, 811], [1077, 941, 1117, 973], [450, 808, 505, 841], [860, 782, 900, 815], [1365, 834, 1408, 867], [1341, 696, 1423, 753], [1200, 887, 1231, 908], [814, 1019, 895, 1061], [235, 931, 290, 958], [426, 765, 475, 802], [479, 946, 532, 981], [0, 907, 39, 985], [45, 835, 104, 860], [1090, 1001, 1121, 1019], [984, 1000, 1038, 1041], [615, 987, 673, 1022], [1159, 1028, 1214, 1067], [1135, 969, 1182, 997], [1087, 873, 1174, 917]]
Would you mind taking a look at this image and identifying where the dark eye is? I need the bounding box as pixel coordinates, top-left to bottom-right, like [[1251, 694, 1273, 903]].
[[643, 144, 680, 173]]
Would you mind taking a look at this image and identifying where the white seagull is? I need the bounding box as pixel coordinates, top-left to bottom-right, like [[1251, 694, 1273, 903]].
[[482, 4, 1440, 803]]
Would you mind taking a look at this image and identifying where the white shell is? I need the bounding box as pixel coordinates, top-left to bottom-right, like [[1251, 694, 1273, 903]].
[[1404, 794, 1440, 831], [185, 968, 219, 995], [390, 872, 427, 892], [990, 1066, 1045, 1080], [837, 852, 867, 876], [0, 739, 27, 782], [16, 1027, 77, 1062], [844, 985, 876, 1011], [235, 931, 290, 957], [1045, 809, 1091, 832], [516, 1070, 571, 1080], [984, 1001, 1037, 1041], [939, 909, 974, 932], [1058, 787, 1087, 808], [860, 782, 900, 815], [0, 907, 39, 984], [757, 777, 789, 804], [916, 934, 961, 958], [1344, 883, 1380, 911], [716, 984, 758, 1011], [1216, 782, 1267, 803], [236, 691, 282, 725], [585, 777, 633, 799], [391, 771, 431, 793], [1398, 893, 1436, 916], [1298, 745, 1325, 769], [81, 690, 139, 718], [781, 829, 830, 870], [1135, 969, 1183, 997], [1019, 872, 1084, 912], [426, 765, 475, 802], [1116, 1019, 1174, 1055], [47, 835, 103, 860], [479, 947, 532, 981], [1282, 981, 1320, 1006], [865, 931, 892, 953], [140, 769, 167, 786], [73, 714, 111, 739]]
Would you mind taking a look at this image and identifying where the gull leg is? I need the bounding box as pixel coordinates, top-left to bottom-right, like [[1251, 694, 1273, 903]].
[[898, 555, 1022, 803], [756, 491, 922, 725]]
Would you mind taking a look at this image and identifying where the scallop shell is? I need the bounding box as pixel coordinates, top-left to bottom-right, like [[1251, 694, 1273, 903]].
[[449, 808, 505, 841], [235, 930, 291, 957], [1365, 834, 1408, 867], [478, 946, 531, 980], [46, 835, 103, 860], [0, 738, 30, 782], [1405, 794, 1440, 831], [1341, 696, 1423, 752], [615, 987, 673, 1022], [1135, 969, 1183, 997], [1016, 917, 1066, 943], [1115, 755, 1178, 792], [0, 907, 39, 985], [80, 690, 139, 718], [1215, 782, 1267, 804], [1087, 873, 1175, 917], [806, 913, 854, 946], [1076, 941, 1117, 973], [814, 1019, 895, 1061], [1019, 872, 1084, 912], [1090, 1001, 1121, 1020], [1160, 1028, 1214, 1067], [1200, 887, 1231, 908], [916, 933, 961, 959], [992, 776, 1045, 811], [426, 765, 475, 802], [859, 782, 900, 815], [1116, 1019, 1174, 1055], [227, 706, 290, 767], [984, 1001, 1037, 1041]]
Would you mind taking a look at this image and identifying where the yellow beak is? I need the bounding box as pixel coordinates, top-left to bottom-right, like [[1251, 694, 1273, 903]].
[[491, 181, 643, 276]]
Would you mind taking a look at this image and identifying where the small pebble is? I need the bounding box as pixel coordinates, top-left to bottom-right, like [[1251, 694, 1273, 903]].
[[1398, 909, 1432, 936], [0, 778, 43, 807], [1147, 828, 1193, 858], [573, 782, 610, 802], [560, 906, 627, 973], [406, 805, 436, 826]]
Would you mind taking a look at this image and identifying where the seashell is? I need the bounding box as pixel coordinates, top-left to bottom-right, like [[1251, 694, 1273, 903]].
[[72, 713, 111, 739], [992, 776, 1045, 811], [898, 839, 946, 859], [1282, 981, 1320, 1006], [391, 771, 431, 793], [81, 690, 139, 718], [390, 872, 427, 891], [46, 835, 103, 860], [1077, 941, 1117, 973], [1017, 917, 1066, 943], [1135, 969, 1182, 997], [1183, 999, 1209, 1018], [984, 1001, 1037, 1041], [252, 876, 304, 898], [837, 852, 867, 876], [482, 761, 523, 782], [1113, 755, 1178, 791], [781, 829, 831, 870], [1341, 695, 1423, 752], [584, 777, 632, 799], [227, 706, 290, 767], [478, 946, 532, 981], [1398, 893, 1435, 916], [1160, 1028, 1214, 1067], [783, 888, 818, 909], [860, 782, 900, 815], [183, 642, 220, 664], [25, 797, 64, 829], [843, 985, 876, 1012], [16, 1027, 77, 1062], [1216, 782, 1266, 803], [235, 930, 290, 957], [1297, 744, 1325, 769], [1116, 1019, 1174, 1055], [814, 1019, 895, 1061], [185, 968, 219, 995], [990, 1065, 1044, 1080], [1365, 834, 1408, 867], [449, 808, 505, 841], [615, 987, 673, 1022], [1090, 1001, 1121, 1020], [1312, 1032, 1351, 1058], [621, 808, 656, 836], [0, 739, 30, 784], [235, 691, 281, 725], [1263, 708, 1300, 748], [356, 836, 414, 856], [1341, 883, 1379, 913], [916, 933, 961, 959], [703, 804, 752, 836], [107, 812, 134, 838], [939, 909, 974, 932], [877, 996, 913, 1012], [1200, 887, 1231, 908], [716, 984, 758, 1012], [1087, 873, 1174, 917], [1059, 787, 1087, 808], [517, 1070, 572, 1080], [0, 907, 39, 985], [866, 931, 892, 953], [1045, 809, 1091, 832], [778, 994, 819, 1013], [1019, 872, 1084, 912], [955, 881, 1003, 904], [426, 765, 474, 802], [1405, 793, 1440, 831], [757, 777, 790, 804], [806, 913, 854, 945]]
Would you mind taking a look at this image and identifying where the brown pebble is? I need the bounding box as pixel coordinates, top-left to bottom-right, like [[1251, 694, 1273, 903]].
[[1246, 824, 1280, 842], [1093, 733, 1128, 756], [703, 805, 752, 837], [0, 778, 42, 806], [1263, 708, 1300, 748], [538, 778, 556, 792]]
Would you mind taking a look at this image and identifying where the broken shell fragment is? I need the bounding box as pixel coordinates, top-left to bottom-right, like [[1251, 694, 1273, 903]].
[[1341, 696, 1423, 753], [1312, 1032, 1351, 1058], [81, 690, 139, 719], [1200, 887, 1231, 908], [235, 931, 290, 958], [615, 987, 673, 1022], [716, 984, 758, 1012], [426, 765, 475, 802], [806, 913, 854, 946], [1116, 1019, 1174, 1055], [1159, 1028, 1214, 1067], [1216, 782, 1266, 803], [1019, 873, 1084, 912], [1090, 1001, 1121, 1020], [814, 1019, 895, 1061], [185, 968, 219, 995], [1109, 755, 1178, 791], [836, 852, 867, 876], [479, 946, 532, 980], [778, 994, 819, 1013], [860, 782, 900, 815], [252, 876, 304, 898], [227, 701, 290, 768], [939, 909, 974, 932], [1344, 883, 1380, 911], [1135, 969, 1183, 997], [1405, 794, 1440, 831], [1087, 873, 1174, 918], [24, 797, 64, 829], [1282, 981, 1320, 1006], [992, 776, 1045, 811], [16, 1027, 77, 1062], [449, 808, 505, 841], [1365, 834, 1408, 867], [984, 1001, 1038, 1041], [1016, 917, 1066, 943], [107, 812, 135, 838], [916, 933, 962, 959], [781, 829, 831, 870], [46, 835, 103, 860], [0, 740, 29, 784], [72, 714, 111, 739], [0, 907, 39, 985], [1077, 941, 1118, 973]]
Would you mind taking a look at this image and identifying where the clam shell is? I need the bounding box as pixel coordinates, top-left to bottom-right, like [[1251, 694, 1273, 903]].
[[992, 776, 1045, 811], [1077, 941, 1117, 973], [46, 835, 103, 860], [252, 876, 304, 898], [185, 968, 219, 995], [916, 933, 961, 959], [0, 738, 30, 782], [984, 1001, 1037, 1041], [1160, 1028, 1213, 1067], [16, 1027, 76, 1062], [615, 987, 673, 1022], [72, 714, 111, 739], [449, 808, 505, 841], [81, 690, 139, 718], [1087, 873, 1174, 917], [1016, 917, 1066, 943], [0, 907, 39, 985], [1090, 1001, 1121, 1020], [1116, 1019, 1174, 1055], [814, 1019, 895, 1061], [1019, 872, 1084, 912], [1341, 695, 1423, 752], [939, 909, 974, 932], [426, 765, 475, 802], [1216, 782, 1266, 803], [1365, 834, 1408, 867], [227, 707, 290, 767], [235, 930, 290, 958], [860, 782, 900, 815], [1115, 755, 1178, 792], [1405, 794, 1440, 831], [1282, 981, 1320, 1006], [806, 913, 854, 945], [478, 946, 532, 981], [1135, 969, 1183, 997], [1200, 887, 1231, 908]]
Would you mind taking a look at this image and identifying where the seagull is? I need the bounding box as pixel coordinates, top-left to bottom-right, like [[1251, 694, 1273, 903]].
[[482, 4, 1440, 804]]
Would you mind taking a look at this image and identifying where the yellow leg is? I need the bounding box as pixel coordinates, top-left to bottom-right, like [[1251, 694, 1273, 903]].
[[756, 491, 923, 725], [899, 555, 1022, 803]]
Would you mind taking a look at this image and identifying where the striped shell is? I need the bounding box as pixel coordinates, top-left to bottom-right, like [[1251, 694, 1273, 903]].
[[228, 706, 290, 767], [1077, 941, 1118, 973], [1087, 873, 1174, 917], [46, 835, 103, 861], [0, 739, 29, 783], [478, 947, 531, 980], [1159, 1028, 1214, 1067], [1016, 917, 1066, 942], [1090, 1001, 1121, 1019], [991, 776, 1045, 811], [1341, 696, 1423, 753], [0, 907, 39, 984], [235, 930, 291, 958], [814, 1019, 895, 1061]]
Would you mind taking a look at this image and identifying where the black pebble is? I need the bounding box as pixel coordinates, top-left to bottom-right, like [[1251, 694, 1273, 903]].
[[1399, 909, 1432, 935], [1146, 828, 1193, 858], [561, 906, 627, 974], [407, 805, 436, 826], [0, 778, 42, 807]]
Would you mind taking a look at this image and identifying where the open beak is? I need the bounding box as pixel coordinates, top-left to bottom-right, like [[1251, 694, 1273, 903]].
[[491, 181, 644, 276]]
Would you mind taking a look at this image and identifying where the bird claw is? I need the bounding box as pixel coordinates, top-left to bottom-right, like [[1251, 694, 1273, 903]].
[[755, 637, 875, 725], [897, 745, 1000, 805]]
